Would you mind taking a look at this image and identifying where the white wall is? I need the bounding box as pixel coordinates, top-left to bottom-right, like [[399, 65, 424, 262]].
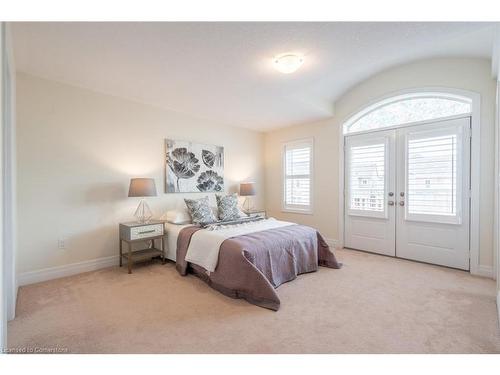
[[16, 73, 265, 276], [265, 58, 497, 272]]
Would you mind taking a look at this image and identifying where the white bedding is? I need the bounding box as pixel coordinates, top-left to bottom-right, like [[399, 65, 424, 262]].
[[164, 222, 193, 261], [185, 218, 296, 272]]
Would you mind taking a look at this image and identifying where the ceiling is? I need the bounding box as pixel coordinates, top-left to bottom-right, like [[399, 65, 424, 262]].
[[12, 22, 498, 131]]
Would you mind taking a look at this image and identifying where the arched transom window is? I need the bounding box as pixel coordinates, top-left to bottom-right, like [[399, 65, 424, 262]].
[[343, 93, 472, 135]]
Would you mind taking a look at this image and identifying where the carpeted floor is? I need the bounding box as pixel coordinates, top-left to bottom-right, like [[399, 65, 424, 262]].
[[7, 249, 500, 353]]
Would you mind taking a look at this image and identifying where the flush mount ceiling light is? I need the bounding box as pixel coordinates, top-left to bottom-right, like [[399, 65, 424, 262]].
[[273, 53, 304, 74]]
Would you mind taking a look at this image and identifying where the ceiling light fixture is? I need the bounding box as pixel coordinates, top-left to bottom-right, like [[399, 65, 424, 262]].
[[273, 53, 304, 74]]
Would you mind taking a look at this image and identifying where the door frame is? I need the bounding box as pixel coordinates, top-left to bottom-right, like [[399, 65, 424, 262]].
[[338, 87, 482, 275], [2, 22, 17, 326]]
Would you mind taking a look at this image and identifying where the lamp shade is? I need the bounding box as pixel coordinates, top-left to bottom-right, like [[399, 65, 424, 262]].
[[128, 178, 157, 197], [239, 182, 256, 196]]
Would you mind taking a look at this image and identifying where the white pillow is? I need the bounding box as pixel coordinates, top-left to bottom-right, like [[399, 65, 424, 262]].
[[165, 209, 192, 224]]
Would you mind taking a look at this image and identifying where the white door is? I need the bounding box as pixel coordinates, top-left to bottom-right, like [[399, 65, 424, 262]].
[[344, 130, 396, 256], [344, 117, 471, 270], [396, 118, 470, 269]]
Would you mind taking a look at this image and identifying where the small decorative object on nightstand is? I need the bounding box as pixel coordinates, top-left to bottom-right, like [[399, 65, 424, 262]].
[[245, 209, 267, 219], [119, 220, 166, 274], [240, 182, 256, 213]]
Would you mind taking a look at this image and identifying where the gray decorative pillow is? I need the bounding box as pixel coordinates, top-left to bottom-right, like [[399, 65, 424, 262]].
[[216, 193, 241, 221], [184, 196, 217, 225]]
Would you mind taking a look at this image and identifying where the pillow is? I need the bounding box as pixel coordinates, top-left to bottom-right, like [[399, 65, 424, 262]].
[[184, 196, 218, 225], [238, 208, 249, 218], [216, 193, 241, 221], [165, 209, 192, 224], [211, 206, 219, 218]]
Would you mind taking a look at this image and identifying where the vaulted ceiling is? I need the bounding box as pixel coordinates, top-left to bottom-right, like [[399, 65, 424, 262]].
[[12, 22, 498, 131]]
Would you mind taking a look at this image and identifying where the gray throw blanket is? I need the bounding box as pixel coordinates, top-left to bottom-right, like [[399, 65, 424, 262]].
[[176, 224, 341, 311], [201, 215, 265, 229]]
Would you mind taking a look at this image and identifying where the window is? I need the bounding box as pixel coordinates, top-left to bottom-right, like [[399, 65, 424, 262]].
[[343, 93, 471, 135], [348, 142, 385, 214], [404, 122, 466, 225], [283, 139, 313, 213], [407, 133, 457, 217]]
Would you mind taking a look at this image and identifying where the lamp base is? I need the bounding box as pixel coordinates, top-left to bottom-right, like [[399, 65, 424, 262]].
[[243, 197, 254, 214], [134, 198, 153, 223]]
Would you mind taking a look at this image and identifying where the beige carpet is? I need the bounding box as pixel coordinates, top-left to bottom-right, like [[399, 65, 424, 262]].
[[8, 249, 500, 353]]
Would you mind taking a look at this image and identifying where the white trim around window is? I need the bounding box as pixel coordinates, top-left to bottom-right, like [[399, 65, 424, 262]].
[[282, 138, 314, 214]]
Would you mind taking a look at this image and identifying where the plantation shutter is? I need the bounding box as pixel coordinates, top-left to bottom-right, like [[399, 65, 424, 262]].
[[283, 139, 312, 212], [405, 123, 466, 224], [349, 143, 386, 213]]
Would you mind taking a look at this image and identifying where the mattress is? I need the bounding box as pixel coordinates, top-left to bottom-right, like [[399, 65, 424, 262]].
[[164, 222, 192, 261]]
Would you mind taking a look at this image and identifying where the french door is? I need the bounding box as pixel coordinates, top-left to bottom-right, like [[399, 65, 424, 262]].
[[344, 117, 471, 270]]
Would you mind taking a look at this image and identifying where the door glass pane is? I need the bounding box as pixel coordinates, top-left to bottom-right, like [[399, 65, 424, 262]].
[[349, 143, 385, 212], [407, 135, 457, 216]]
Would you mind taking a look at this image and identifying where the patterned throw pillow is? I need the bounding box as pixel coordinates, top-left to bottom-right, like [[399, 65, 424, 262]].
[[184, 196, 217, 225], [216, 193, 241, 221]]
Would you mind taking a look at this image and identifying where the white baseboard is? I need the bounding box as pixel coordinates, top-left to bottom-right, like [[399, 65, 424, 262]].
[[18, 255, 119, 286], [497, 291, 500, 328], [7, 284, 18, 321], [473, 265, 494, 279]]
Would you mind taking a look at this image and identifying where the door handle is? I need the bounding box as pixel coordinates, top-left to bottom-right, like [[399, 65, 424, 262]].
[[399, 201, 405, 206], [388, 201, 395, 206], [388, 192, 394, 197]]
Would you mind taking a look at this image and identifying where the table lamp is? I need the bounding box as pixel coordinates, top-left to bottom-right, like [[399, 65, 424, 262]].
[[239, 182, 256, 213], [128, 178, 157, 223]]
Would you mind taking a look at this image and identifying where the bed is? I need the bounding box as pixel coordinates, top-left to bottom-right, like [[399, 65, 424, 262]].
[[165, 218, 341, 311]]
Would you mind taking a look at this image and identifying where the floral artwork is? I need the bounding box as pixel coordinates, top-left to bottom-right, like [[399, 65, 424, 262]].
[[197, 170, 224, 192], [165, 139, 224, 193]]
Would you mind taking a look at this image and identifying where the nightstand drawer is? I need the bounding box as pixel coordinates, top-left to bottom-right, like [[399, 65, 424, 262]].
[[130, 224, 163, 240]]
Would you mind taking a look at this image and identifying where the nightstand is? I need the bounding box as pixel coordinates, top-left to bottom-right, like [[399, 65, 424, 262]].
[[119, 220, 166, 274], [244, 209, 267, 218]]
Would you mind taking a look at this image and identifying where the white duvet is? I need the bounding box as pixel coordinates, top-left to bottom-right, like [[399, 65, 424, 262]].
[[185, 218, 296, 272]]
